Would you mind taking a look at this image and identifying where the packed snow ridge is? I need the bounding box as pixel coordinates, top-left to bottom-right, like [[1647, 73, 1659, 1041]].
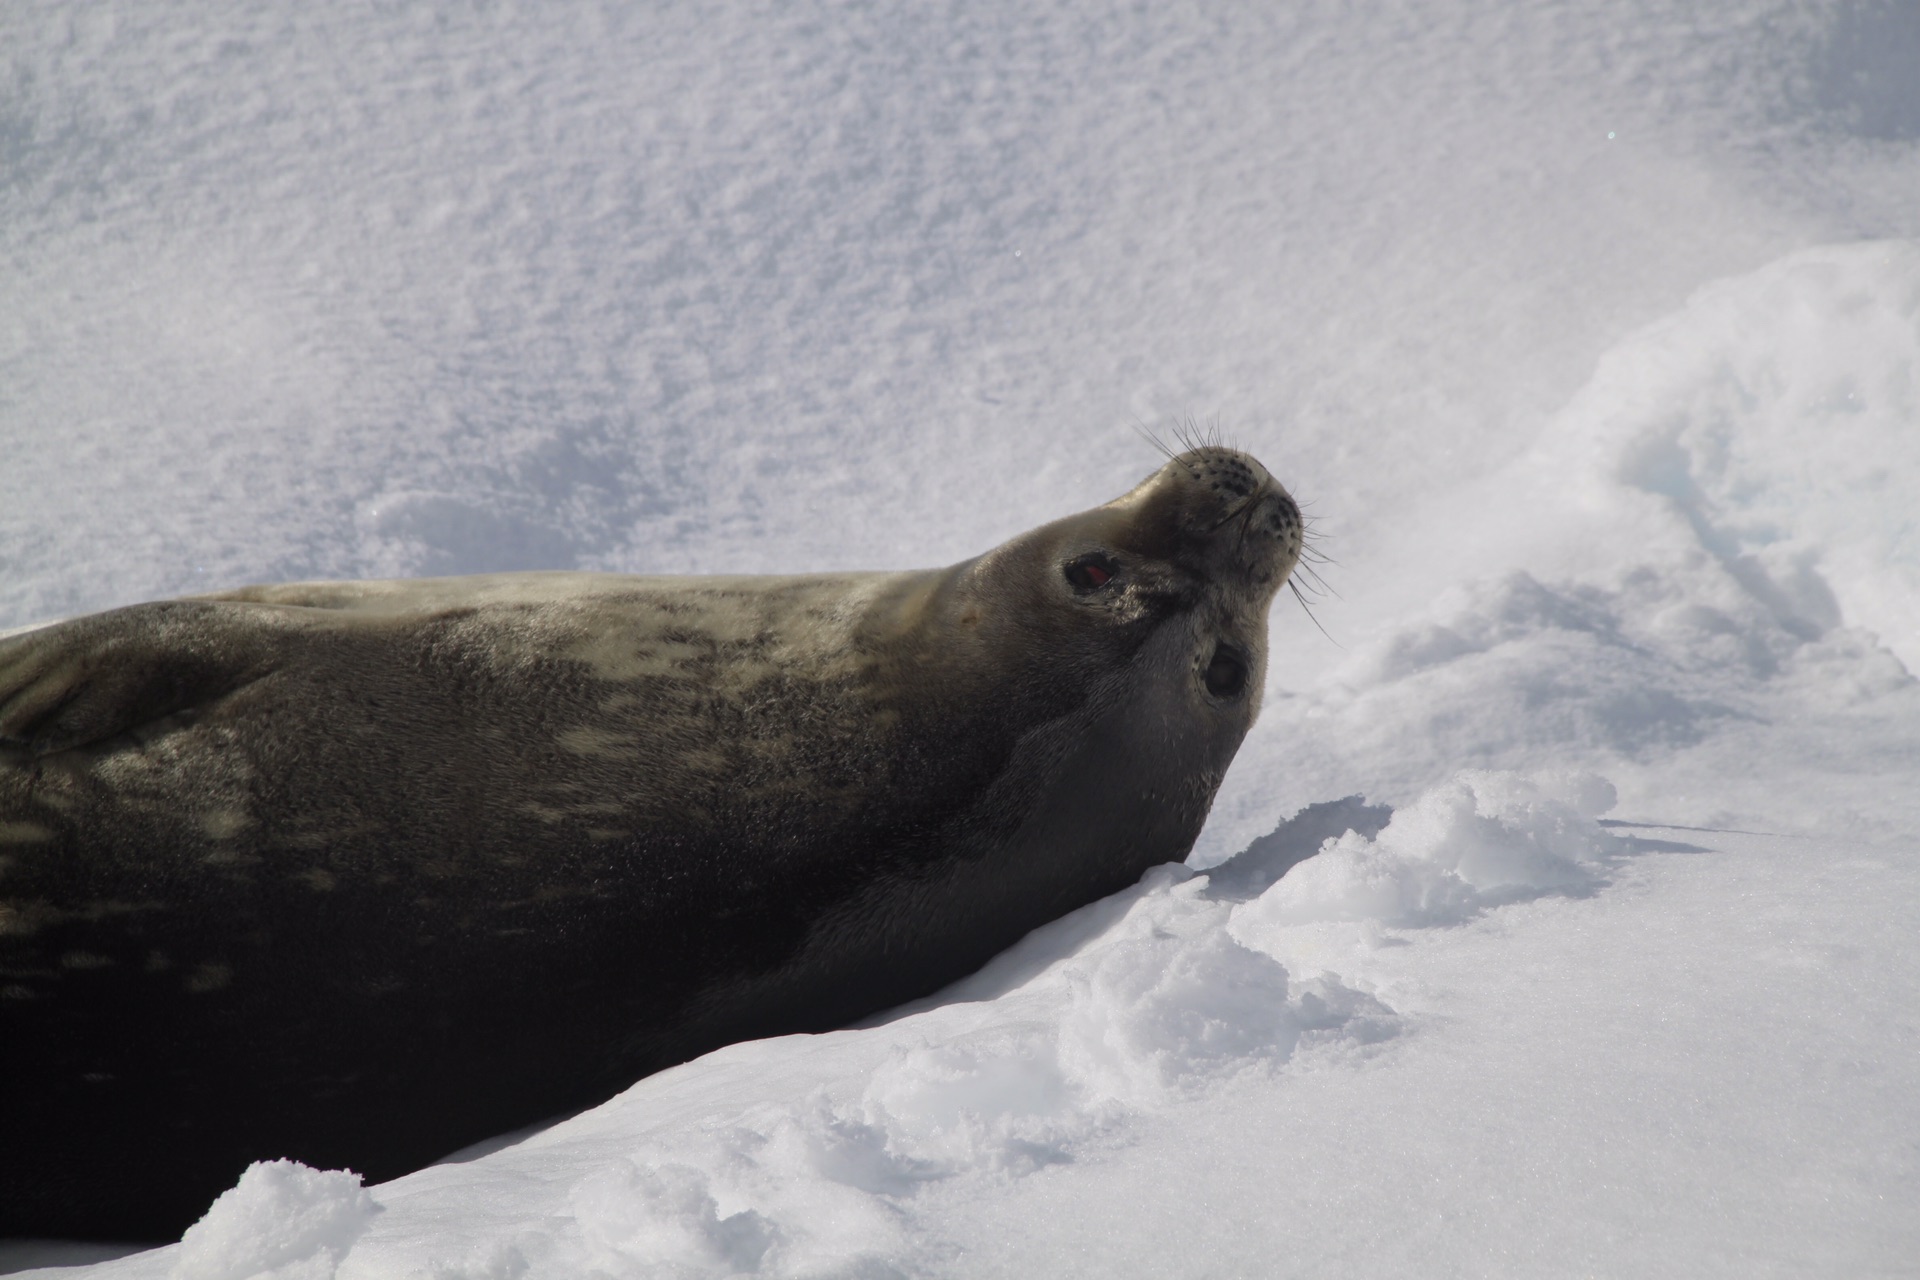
[[137, 770, 1625, 1280]]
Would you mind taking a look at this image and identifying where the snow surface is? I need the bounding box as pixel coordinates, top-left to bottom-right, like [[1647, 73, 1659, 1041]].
[[3, 1, 1918, 1276]]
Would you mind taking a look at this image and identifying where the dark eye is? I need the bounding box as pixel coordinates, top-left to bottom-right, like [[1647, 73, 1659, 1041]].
[[1204, 644, 1248, 697], [1064, 554, 1117, 592]]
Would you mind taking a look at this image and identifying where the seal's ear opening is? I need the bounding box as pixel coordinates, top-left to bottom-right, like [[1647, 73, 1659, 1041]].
[[1204, 643, 1249, 697]]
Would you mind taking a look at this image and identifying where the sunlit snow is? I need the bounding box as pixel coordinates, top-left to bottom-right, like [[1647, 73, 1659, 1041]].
[[3, 1, 1917, 1276]]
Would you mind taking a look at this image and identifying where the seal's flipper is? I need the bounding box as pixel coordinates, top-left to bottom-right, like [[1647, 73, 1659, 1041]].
[[0, 601, 286, 756]]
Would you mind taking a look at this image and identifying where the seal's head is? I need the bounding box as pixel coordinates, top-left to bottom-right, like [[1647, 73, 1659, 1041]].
[[1062, 444, 1303, 710], [914, 446, 1305, 880], [952, 445, 1301, 707]]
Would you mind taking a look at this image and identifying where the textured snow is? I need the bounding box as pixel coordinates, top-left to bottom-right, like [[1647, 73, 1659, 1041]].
[[3, 0, 1918, 1276], [168, 1164, 377, 1280]]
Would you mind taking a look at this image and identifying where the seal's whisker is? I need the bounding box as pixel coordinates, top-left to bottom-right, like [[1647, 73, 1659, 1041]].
[[1293, 560, 1338, 600], [1172, 416, 1220, 455], [1295, 514, 1333, 569], [1289, 577, 1341, 645], [1130, 419, 1177, 462]]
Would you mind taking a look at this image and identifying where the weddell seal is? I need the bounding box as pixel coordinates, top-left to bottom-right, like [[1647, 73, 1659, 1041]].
[[0, 446, 1304, 1241]]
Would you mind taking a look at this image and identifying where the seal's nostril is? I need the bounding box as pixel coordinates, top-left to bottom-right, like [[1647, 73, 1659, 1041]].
[[1204, 644, 1249, 697]]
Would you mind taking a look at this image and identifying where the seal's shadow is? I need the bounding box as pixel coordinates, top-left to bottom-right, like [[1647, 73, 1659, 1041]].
[[1202, 795, 1395, 903]]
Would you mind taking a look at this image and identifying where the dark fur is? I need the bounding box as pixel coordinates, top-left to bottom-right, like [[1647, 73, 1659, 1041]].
[[0, 448, 1300, 1240]]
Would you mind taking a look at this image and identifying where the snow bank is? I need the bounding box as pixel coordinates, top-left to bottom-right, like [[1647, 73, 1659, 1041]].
[[1576, 242, 1920, 675], [385, 851, 1405, 1279], [170, 1162, 375, 1280], [1205, 238, 1920, 852], [47, 768, 1651, 1280], [1234, 771, 1619, 929]]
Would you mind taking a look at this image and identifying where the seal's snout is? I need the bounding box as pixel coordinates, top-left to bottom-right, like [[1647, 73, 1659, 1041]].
[[1182, 447, 1271, 504], [1144, 447, 1285, 526], [1136, 447, 1303, 586]]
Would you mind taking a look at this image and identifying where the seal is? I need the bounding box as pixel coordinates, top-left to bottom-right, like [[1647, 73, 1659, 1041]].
[[0, 446, 1303, 1241]]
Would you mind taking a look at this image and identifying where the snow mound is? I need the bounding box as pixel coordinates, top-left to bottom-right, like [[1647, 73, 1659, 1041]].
[[569, 1160, 778, 1277], [1234, 771, 1621, 930], [401, 773, 1593, 1277], [439, 866, 1403, 1278], [1199, 239, 1920, 849], [170, 1161, 377, 1280], [1055, 893, 1394, 1106], [1574, 240, 1920, 674]]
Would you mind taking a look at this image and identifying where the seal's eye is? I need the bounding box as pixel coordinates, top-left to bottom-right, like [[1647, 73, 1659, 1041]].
[[1064, 554, 1117, 592], [1204, 644, 1248, 698]]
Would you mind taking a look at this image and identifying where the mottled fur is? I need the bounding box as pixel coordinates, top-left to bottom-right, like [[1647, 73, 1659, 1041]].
[[0, 448, 1301, 1240]]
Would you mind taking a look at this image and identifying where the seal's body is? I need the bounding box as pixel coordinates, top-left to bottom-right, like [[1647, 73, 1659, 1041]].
[[0, 448, 1301, 1240]]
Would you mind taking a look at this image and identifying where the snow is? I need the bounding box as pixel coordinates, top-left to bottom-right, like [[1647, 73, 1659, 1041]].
[[1233, 771, 1622, 928], [168, 1165, 377, 1280], [3, 0, 1917, 1276]]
